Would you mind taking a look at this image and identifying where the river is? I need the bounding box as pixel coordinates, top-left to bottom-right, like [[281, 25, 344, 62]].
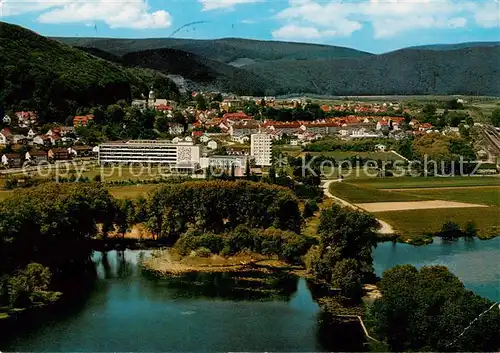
[[2, 250, 364, 352], [373, 237, 500, 302]]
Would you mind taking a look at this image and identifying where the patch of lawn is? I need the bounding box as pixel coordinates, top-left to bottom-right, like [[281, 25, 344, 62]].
[[352, 176, 500, 189], [377, 207, 500, 240], [329, 182, 425, 203]]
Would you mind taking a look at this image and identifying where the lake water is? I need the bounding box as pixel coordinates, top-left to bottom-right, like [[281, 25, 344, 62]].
[[373, 237, 500, 302], [2, 250, 364, 352], [3, 238, 498, 351]]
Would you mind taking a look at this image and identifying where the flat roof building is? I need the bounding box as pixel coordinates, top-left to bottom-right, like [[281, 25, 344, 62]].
[[251, 133, 272, 166], [98, 140, 200, 165]]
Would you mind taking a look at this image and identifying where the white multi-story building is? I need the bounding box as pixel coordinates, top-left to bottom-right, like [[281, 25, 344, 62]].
[[251, 133, 272, 166], [98, 140, 200, 165]]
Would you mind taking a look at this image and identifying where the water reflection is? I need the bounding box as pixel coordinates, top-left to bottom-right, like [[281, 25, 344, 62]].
[[3, 249, 364, 352]]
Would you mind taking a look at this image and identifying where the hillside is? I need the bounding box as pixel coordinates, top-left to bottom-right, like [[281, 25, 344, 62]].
[[55, 37, 373, 63], [0, 22, 178, 122], [244, 47, 500, 96], [409, 42, 500, 51], [121, 48, 280, 95]]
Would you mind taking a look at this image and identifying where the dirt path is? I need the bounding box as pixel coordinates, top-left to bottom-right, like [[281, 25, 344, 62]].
[[322, 180, 395, 235]]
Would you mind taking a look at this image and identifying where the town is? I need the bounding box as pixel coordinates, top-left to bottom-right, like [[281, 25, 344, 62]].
[[2, 90, 498, 179]]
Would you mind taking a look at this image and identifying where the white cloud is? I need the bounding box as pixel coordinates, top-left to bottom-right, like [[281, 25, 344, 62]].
[[3, 0, 172, 29], [199, 0, 262, 11], [272, 24, 340, 39], [272, 0, 498, 40], [473, 1, 500, 28]]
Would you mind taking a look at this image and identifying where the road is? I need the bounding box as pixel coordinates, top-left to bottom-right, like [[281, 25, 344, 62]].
[[321, 179, 395, 235]]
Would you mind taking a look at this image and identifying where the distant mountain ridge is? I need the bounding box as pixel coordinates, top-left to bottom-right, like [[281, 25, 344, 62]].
[[1, 22, 498, 109], [55, 37, 374, 63], [409, 42, 500, 51]]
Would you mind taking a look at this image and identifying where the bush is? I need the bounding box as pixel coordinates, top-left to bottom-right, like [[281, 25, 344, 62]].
[[197, 234, 226, 254], [303, 200, 319, 218], [464, 221, 478, 238], [440, 221, 462, 239], [195, 247, 212, 258], [175, 234, 201, 256]]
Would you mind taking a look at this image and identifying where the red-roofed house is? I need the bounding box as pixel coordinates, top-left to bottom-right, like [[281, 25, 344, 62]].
[[0, 128, 13, 145], [223, 112, 252, 123], [15, 111, 38, 128], [73, 114, 94, 127]]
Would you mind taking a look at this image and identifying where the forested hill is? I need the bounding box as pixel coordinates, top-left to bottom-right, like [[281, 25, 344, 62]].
[[59, 35, 500, 96], [55, 37, 373, 63], [243, 46, 500, 96], [409, 42, 500, 51], [0, 22, 178, 122]]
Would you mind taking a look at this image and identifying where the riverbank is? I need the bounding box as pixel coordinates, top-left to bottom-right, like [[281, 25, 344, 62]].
[[143, 249, 306, 276]]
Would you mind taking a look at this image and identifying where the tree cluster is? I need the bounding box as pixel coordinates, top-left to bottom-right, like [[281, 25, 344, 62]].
[[0, 183, 116, 309], [175, 225, 313, 263], [305, 205, 380, 299], [369, 265, 500, 352], [145, 180, 302, 241]]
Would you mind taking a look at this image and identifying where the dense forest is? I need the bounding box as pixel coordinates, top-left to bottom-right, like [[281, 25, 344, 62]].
[[0, 23, 178, 122], [56, 37, 373, 63], [58, 35, 500, 96]]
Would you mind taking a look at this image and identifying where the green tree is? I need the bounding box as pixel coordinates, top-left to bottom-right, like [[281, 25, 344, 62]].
[[370, 265, 500, 352], [196, 95, 207, 110], [491, 108, 500, 127], [440, 221, 462, 239], [8, 263, 60, 308], [330, 259, 363, 299]]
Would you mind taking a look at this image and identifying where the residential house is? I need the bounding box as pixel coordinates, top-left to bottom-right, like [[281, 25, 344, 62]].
[[73, 114, 94, 127], [265, 121, 301, 135], [300, 122, 337, 135], [220, 99, 243, 110], [375, 144, 387, 152], [199, 135, 211, 143], [15, 111, 38, 128], [229, 121, 261, 137], [48, 148, 71, 161], [13, 134, 28, 144], [59, 126, 75, 137], [72, 145, 93, 157], [232, 134, 250, 144], [3, 115, 11, 125], [207, 140, 218, 150], [223, 112, 252, 124], [0, 128, 13, 145], [168, 123, 184, 136], [33, 135, 45, 146], [27, 150, 48, 164], [1, 153, 22, 168], [27, 129, 36, 139]]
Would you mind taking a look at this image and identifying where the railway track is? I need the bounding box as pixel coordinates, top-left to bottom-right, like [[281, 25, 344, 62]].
[[482, 127, 500, 155]]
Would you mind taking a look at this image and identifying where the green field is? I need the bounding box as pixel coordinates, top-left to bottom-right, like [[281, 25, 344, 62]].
[[392, 187, 500, 206], [350, 176, 500, 189], [329, 182, 425, 203], [377, 207, 500, 240], [327, 177, 500, 241]]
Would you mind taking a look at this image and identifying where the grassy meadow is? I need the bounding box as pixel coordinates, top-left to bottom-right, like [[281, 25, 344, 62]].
[[327, 177, 500, 241]]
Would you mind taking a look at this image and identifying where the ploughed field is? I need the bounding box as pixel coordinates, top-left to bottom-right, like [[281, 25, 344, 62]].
[[328, 176, 500, 240]]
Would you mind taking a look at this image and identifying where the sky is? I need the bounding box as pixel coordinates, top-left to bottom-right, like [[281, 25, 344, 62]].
[[1, 0, 499, 53]]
